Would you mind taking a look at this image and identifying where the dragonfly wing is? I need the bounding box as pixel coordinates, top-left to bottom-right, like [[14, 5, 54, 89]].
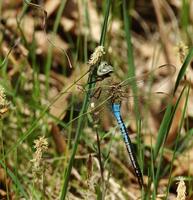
[[120, 91, 172, 116], [119, 64, 176, 88], [99, 64, 176, 92]]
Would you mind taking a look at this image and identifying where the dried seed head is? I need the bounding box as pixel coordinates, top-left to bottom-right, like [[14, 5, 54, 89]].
[[0, 85, 9, 117], [175, 42, 188, 63], [90, 102, 95, 109], [31, 136, 48, 183], [33, 136, 48, 152], [176, 177, 186, 200], [88, 46, 105, 67]]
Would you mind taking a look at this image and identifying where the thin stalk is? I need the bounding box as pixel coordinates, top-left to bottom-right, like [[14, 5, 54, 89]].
[[0, 69, 91, 161], [19, 0, 32, 21], [96, 129, 104, 182], [165, 85, 190, 200], [45, 0, 67, 92], [0, 0, 2, 17], [122, 0, 139, 118], [59, 1, 112, 199]]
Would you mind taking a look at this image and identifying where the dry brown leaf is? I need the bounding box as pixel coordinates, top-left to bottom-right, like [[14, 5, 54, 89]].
[[21, 15, 35, 43], [190, 1, 193, 23], [4, 17, 17, 30], [49, 65, 87, 116], [50, 123, 66, 154], [44, 0, 60, 17], [169, 0, 182, 8], [172, 148, 193, 176], [49, 92, 70, 120], [35, 31, 68, 56], [0, 166, 12, 199], [87, 1, 101, 42], [2, 0, 22, 9], [61, 17, 75, 32], [64, 0, 78, 19]]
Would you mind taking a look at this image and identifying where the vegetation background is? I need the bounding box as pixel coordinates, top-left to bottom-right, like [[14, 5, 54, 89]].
[[0, 0, 193, 199]]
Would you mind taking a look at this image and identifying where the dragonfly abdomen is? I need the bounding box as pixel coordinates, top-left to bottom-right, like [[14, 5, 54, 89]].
[[111, 103, 144, 188]]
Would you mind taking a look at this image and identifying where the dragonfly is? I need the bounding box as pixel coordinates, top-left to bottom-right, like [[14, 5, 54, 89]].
[[107, 82, 145, 187], [51, 62, 175, 187], [84, 62, 176, 188]]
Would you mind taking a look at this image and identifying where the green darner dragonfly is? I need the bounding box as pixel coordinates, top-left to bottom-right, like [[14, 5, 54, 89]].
[[84, 62, 175, 187], [53, 61, 176, 187]]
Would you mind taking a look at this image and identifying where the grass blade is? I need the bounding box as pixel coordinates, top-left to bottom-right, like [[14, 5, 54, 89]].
[[59, 1, 112, 199], [165, 84, 190, 200], [154, 84, 187, 190], [154, 47, 193, 158], [174, 47, 193, 94], [122, 0, 139, 118], [0, 160, 28, 199]]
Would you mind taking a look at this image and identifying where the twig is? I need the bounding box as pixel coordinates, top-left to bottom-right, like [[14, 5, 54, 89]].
[[152, 0, 173, 64]]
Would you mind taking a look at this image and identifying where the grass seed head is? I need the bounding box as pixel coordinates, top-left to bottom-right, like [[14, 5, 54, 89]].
[[176, 178, 186, 200], [0, 85, 10, 117], [88, 46, 105, 67], [175, 42, 188, 63], [31, 136, 48, 183]]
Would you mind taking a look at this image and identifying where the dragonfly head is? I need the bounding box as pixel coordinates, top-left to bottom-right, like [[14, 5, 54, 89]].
[[97, 61, 114, 77]]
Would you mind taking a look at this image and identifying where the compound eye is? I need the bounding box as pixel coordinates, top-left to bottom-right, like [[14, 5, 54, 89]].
[[97, 61, 114, 77]]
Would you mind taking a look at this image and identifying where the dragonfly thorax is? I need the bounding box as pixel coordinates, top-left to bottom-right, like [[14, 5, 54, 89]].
[[108, 84, 125, 104]]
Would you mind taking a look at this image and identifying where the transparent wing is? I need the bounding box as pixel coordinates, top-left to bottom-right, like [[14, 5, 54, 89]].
[[99, 63, 176, 91], [88, 63, 175, 108], [48, 63, 176, 126]]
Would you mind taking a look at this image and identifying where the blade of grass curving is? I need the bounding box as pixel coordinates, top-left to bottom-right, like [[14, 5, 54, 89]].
[[19, 0, 32, 21], [0, 38, 21, 69], [59, 1, 112, 199], [165, 84, 190, 200], [45, 0, 67, 92], [150, 154, 156, 200], [23, 0, 74, 103], [0, 69, 91, 161], [0, 160, 28, 199], [178, 129, 193, 153], [154, 47, 193, 159], [153, 103, 173, 159], [154, 84, 187, 190], [173, 47, 193, 94]]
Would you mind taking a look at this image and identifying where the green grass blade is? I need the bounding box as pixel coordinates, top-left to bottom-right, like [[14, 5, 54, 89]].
[[0, 160, 28, 199], [59, 1, 112, 199], [19, 0, 32, 21], [173, 47, 193, 94], [153, 103, 173, 159], [154, 84, 187, 190], [122, 0, 139, 118], [154, 47, 193, 158], [165, 84, 190, 200], [180, 0, 189, 34], [100, 0, 112, 46]]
